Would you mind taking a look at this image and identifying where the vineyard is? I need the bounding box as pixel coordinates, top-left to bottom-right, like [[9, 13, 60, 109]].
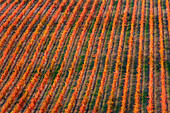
[[0, 0, 169, 112]]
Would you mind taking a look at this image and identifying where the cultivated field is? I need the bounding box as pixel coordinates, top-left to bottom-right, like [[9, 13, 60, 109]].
[[0, 0, 169, 112]]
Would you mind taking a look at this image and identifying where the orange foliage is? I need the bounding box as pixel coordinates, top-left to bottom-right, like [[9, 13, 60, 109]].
[[120, 0, 138, 112], [0, 0, 31, 33], [15, 0, 76, 112], [133, 0, 145, 112], [39, 0, 87, 112], [78, 0, 114, 112], [147, 0, 154, 112], [51, 0, 98, 112], [65, 0, 99, 112], [0, 0, 12, 12], [166, 0, 170, 36], [158, 0, 168, 112], [92, 0, 121, 112], [0, 0, 55, 112], [107, 0, 130, 112], [0, 0, 24, 49]]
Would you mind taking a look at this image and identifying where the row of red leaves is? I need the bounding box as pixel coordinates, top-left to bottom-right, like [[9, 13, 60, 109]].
[[158, 0, 168, 112], [92, 0, 115, 112], [79, 0, 112, 112], [120, 0, 138, 112], [51, 0, 98, 112], [65, 0, 107, 112], [0, 0, 57, 112], [13, 0, 76, 112], [147, 0, 154, 112], [0, 0, 23, 48], [133, 0, 145, 112], [0, 0, 37, 83], [107, 0, 130, 112], [0, 0, 12, 14], [37, 0, 85, 112]]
